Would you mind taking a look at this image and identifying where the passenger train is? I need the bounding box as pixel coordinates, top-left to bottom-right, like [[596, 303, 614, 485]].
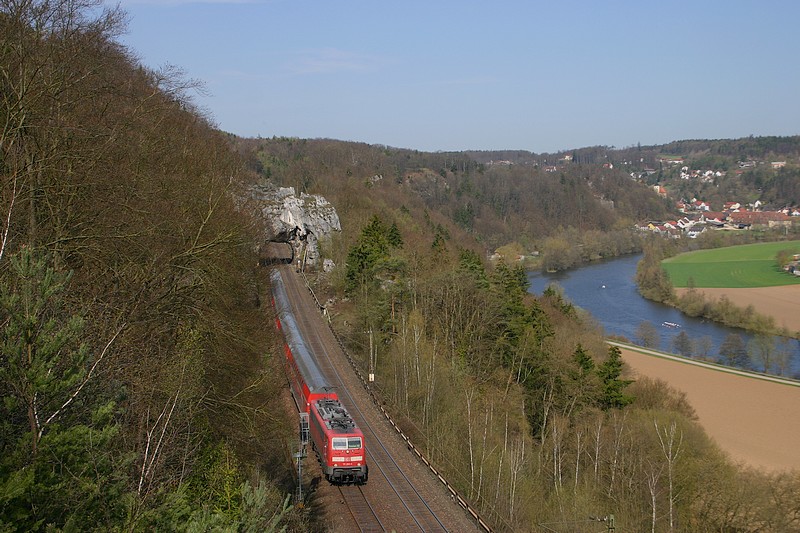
[[271, 270, 368, 484]]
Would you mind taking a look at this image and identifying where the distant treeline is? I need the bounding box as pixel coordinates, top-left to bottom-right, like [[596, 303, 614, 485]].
[[467, 136, 800, 212], [459, 135, 800, 168]]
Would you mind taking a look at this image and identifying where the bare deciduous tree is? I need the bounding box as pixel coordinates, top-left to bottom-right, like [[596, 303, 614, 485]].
[[655, 418, 684, 532]]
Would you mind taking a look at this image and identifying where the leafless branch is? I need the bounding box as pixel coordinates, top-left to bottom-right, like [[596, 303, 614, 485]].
[[39, 324, 124, 437], [0, 173, 18, 262], [138, 389, 179, 496]]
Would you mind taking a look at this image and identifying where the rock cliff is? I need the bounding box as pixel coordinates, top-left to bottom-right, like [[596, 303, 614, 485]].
[[250, 182, 341, 268]]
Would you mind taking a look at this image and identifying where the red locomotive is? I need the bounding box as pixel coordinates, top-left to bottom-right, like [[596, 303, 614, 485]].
[[272, 270, 368, 484]]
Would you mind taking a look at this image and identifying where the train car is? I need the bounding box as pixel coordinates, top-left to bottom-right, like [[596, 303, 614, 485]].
[[271, 270, 368, 484], [271, 270, 334, 411], [309, 398, 368, 484]]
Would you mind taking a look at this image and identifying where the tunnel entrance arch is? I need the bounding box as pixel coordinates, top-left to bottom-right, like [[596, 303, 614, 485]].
[[260, 240, 294, 265]]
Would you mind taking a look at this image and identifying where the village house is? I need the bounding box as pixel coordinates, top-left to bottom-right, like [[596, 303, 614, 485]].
[[686, 224, 707, 238], [701, 212, 728, 226], [636, 222, 682, 238], [728, 211, 792, 229]]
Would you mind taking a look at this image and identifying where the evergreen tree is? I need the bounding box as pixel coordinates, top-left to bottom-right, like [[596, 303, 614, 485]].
[[344, 215, 404, 293], [458, 249, 489, 288], [573, 343, 595, 375], [490, 262, 541, 351], [0, 248, 89, 456], [596, 345, 634, 409], [0, 247, 127, 529], [542, 284, 576, 318], [387, 222, 403, 248]]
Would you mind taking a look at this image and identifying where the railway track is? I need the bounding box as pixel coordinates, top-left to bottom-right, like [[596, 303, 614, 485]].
[[277, 266, 455, 532], [340, 485, 383, 532]]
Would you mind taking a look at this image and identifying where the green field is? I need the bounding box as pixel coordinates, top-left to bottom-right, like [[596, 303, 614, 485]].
[[661, 240, 800, 288]]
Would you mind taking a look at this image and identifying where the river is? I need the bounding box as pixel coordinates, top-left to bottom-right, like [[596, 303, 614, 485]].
[[527, 254, 800, 378]]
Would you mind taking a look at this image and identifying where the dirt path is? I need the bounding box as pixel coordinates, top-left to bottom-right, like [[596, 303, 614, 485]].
[[620, 345, 800, 472]]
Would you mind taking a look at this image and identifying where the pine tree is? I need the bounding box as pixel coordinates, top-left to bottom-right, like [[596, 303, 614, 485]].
[[344, 215, 404, 293], [0, 247, 126, 529], [573, 344, 595, 375], [596, 345, 634, 409], [0, 247, 88, 456]]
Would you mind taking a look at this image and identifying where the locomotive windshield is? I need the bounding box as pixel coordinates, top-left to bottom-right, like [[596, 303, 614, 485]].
[[332, 437, 362, 450]]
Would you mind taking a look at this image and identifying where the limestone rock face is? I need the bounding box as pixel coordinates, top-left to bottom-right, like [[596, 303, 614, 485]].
[[250, 183, 340, 267]]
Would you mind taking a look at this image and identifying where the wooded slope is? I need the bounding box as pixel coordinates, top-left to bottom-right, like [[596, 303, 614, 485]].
[[1, 3, 298, 530]]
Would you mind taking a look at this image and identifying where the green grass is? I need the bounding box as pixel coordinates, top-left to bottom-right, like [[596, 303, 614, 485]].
[[662, 240, 800, 288]]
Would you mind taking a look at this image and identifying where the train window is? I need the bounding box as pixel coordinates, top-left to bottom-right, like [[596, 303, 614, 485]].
[[348, 438, 362, 449], [332, 438, 348, 450]]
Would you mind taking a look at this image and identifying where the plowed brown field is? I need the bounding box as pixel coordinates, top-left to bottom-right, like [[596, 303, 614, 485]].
[[675, 285, 800, 334], [621, 347, 800, 472], [621, 285, 800, 472]]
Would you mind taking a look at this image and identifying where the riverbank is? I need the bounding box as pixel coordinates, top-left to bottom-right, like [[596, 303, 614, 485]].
[[619, 345, 800, 472], [674, 285, 800, 334]]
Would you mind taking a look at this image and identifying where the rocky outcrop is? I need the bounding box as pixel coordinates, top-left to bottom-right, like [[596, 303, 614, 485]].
[[250, 182, 340, 268]]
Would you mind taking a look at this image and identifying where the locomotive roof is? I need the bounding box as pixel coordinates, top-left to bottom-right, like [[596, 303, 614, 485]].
[[271, 270, 331, 393], [314, 398, 359, 433]]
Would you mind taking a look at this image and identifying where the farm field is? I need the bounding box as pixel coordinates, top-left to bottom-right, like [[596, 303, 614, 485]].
[[673, 285, 800, 333], [620, 345, 800, 472], [662, 240, 800, 288]]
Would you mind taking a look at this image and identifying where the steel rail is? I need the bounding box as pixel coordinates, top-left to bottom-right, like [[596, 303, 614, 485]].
[[339, 485, 384, 532]]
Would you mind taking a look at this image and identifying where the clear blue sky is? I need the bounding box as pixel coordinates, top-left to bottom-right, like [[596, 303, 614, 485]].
[[111, 0, 800, 153]]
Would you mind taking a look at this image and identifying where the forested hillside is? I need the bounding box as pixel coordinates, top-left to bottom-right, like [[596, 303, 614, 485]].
[[462, 136, 800, 169], [236, 137, 669, 269], [239, 134, 800, 270], [0, 3, 299, 530]]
